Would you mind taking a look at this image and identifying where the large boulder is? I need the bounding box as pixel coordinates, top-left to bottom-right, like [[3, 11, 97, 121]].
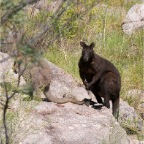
[[45, 60, 91, 104], [119, 99, 144, 132], [126, 89, 144, 119], [122, 3, 144, 35], [7, 102, 129, 144]]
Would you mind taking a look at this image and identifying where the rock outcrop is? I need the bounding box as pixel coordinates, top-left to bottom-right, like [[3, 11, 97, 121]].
[[119, 99, 144, 132], [0, 52, 143, 143], [127, 89, 144, 119], [122, 3, 144, 35], [5, 102, 129, 144], [45, 60, 92, 104]]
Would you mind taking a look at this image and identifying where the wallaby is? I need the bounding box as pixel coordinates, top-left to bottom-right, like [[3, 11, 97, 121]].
[[78, 42, 121, 119], [13, 54, 52, 100], [13, 54, 89, 105]]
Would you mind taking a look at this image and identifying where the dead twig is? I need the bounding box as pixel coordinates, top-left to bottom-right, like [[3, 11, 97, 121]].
[[2, 60, 26, 144], [0, 0, 41, 26]]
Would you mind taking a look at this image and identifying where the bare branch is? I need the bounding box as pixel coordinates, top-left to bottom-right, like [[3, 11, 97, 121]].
[[0, 0, 41, 26], [27, 0, 69, 46], [39, 0, 101, 48], [0, 50, 18, 63], [2, 58, 25, 143], [2, 76, 10, 144]]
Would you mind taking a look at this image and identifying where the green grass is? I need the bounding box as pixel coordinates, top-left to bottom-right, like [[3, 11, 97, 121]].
[[45, 47, 81, 79]]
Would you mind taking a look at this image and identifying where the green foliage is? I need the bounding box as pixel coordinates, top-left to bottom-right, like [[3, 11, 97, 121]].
[[0, 0, 26, 24], [0, 0, 20, 11], [45, 47, 80, 78], [0, 82, 14, 92], [18, 43, 42, 58]]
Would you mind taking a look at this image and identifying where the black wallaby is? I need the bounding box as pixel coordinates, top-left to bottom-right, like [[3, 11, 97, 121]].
[[78, 42, 121, 119]]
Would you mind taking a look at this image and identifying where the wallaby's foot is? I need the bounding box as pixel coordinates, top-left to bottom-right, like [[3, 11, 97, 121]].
[[41, 98, 48, 102], [92, 103, 103, 109], [84, 98, 97, 107]]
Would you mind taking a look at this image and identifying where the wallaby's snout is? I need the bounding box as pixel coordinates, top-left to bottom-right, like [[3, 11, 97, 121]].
[[82, 49, 91, 62]]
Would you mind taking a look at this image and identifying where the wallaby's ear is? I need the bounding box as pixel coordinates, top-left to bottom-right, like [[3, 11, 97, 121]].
[[90, 42, 95, 49], [80, 41, 86, 47]]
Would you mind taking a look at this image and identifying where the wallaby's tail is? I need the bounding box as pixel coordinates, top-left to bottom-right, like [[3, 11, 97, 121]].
[[112, 96, 120, 121], [44, 89, 85, 105], [45, 94, 85, 105]]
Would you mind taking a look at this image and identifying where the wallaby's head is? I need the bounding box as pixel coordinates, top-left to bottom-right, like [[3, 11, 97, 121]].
[[80, 42, 95, 62], [13, 61, 18, 74], [12, 55, 28, 74]]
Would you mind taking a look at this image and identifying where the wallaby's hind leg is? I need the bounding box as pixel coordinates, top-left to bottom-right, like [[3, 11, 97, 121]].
[[99, 89, 110, 109], [43, 84, 51, 101], [96, 95, 103, 104], [103, 95, 110, 109], [44, 84, 50, 92], [96, 84, 110, 108], [99, 73, 120, 119], [92, 89, 103, 104], [112, 97, 120, 120]]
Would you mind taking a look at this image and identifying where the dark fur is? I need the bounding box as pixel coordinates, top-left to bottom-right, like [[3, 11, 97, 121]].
[[78, 42, 121, 119]]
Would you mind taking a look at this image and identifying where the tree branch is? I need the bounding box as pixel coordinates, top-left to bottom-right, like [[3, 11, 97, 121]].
[[0, 0, 41, 26], [2, 65, 24, 143], [0, 50, 18, 63], [27, 0, 69, 46]]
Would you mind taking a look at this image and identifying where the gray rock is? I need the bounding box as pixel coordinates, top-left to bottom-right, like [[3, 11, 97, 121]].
[[127, 89, 144, 108], [128, 135, 144, 144], [126, 89, 144, 120], [127, 89, 144, 102], [119, 99, 144, 132], [122, 4, 144, 35], [141, 103, 144, 108], [11, 102, 129, 144], [44, 61, 91, 104]]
